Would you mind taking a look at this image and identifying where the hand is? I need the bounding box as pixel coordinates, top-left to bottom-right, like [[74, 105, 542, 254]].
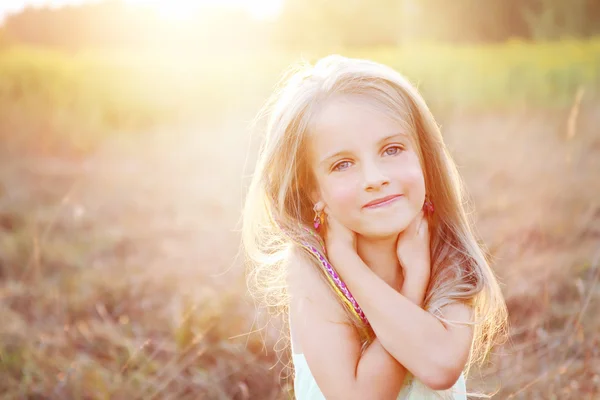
[[395, 210, 431, 285], [316, 203, 357, 265]]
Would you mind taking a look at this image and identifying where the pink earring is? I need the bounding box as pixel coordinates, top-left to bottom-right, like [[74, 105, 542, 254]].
[[423, 196, 434, 216], [313, 208, 324, 230]]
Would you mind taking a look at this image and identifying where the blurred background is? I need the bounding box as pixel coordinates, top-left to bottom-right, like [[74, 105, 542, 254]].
[[0, 0, 599, 398]]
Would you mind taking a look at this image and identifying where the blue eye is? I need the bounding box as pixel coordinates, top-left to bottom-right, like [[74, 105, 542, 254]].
[[384, 145, 403, 156], [333, 160, 351, 171]]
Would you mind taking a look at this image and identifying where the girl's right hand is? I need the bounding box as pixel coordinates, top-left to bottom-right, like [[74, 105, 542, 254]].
[[316, 203, 358, 266]]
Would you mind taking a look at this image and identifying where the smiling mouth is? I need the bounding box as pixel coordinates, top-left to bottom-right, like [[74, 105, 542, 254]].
[[363, 195, 403, 209]]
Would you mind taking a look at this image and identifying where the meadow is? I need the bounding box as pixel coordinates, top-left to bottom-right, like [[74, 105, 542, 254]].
[[1, 38, 599, 155], [0, 38, 599, 399]]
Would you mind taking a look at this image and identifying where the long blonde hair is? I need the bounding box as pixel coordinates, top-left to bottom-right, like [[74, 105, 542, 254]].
[[242, 55, 508, 383]]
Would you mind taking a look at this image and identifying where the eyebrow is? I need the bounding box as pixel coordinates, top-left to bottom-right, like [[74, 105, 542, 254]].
[[318, 132, 409, 166], [377, 132, 409, 144]]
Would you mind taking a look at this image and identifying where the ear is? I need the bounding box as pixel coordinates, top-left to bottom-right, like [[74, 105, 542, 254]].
[[313, 200, 325, 213]]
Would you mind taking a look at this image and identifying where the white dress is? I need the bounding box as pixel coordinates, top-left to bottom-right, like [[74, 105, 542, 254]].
[[291, 340, 468, 399]]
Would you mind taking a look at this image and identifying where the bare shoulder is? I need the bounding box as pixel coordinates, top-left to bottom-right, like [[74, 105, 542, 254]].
[[286, 245, 348, 331]]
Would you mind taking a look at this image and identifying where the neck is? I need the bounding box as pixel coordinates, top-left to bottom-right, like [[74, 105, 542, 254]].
[[356, 234, 404, 292]]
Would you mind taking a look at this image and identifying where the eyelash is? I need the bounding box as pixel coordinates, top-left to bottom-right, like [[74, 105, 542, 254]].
[[383, 145, 404, 156], [332, 161, 351, 172], [332, 145, 405, 172]]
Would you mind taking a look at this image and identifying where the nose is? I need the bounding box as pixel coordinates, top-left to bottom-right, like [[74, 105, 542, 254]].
[[362, 161, 389, 192]]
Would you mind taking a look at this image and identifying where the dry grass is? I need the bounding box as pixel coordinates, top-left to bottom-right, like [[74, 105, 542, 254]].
[[0, 120, 291, 399], [1, 98, 599, 398], [441, 100, 600, 398]]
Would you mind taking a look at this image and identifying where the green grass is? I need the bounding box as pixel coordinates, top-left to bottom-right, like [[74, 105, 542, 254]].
[[354, 37, 600, 109], [1, 38, 599, 155]]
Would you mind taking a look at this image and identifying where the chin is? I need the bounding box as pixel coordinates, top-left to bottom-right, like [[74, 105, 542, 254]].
[[360, 223, 404, 239], [359, 216, 412, 239]]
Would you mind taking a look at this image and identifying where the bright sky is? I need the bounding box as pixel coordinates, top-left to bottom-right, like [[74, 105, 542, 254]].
[[0, 0, 283, 22]]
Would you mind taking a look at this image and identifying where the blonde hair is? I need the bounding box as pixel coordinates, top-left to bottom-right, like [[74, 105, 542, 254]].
[[242, 55, 508, 390]]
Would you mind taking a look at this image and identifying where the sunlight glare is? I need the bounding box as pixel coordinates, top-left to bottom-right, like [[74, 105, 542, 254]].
[[129, 0, 200, 21], [126, 0, 282, 21], [244, 0, 282, 21]]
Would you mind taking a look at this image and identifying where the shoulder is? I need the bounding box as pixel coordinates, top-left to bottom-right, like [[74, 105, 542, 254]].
[[286, 244, 351, 355], [286, 244, 348, 323]]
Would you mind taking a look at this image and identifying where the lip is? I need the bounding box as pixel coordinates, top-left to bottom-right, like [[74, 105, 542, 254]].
[[363, 194, 403, 208]]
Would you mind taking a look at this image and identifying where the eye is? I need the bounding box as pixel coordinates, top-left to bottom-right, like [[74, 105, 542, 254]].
[[332, 160, 352, 172], [383, 145, 404, 156]]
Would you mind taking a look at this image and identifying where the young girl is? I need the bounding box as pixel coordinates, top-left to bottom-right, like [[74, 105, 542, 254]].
[[242, 55, 508, 399]]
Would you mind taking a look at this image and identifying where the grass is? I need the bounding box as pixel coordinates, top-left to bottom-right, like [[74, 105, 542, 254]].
[[1, 38, 600, 155]]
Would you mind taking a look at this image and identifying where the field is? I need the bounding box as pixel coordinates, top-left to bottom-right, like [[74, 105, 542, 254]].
[[1, 38, 599, 155], [0, 40, 599, 399]]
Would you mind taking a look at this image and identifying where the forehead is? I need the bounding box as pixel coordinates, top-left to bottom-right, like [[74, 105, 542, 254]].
[[309, 95, 411, 156]]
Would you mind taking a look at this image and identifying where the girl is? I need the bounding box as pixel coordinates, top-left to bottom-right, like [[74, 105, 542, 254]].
[[242, 55, 508, 399]]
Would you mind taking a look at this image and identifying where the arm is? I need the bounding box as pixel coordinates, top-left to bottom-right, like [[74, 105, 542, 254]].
[[332, 250, 473, 391], [288, 248, 415, 399], [400, 271, 429, 307]]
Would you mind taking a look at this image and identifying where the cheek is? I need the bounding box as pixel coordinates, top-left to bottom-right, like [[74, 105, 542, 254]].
[[391, 155, 426, 196], [404, 164, 425, 189], [321, 176, 359, 212]]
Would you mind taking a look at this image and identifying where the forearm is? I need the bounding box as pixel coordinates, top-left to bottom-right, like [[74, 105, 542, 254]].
[[335, 252, 451, 383], [400, 273, 429, 307], [353, 338, 408, 398], [351, 279, 427, 396]]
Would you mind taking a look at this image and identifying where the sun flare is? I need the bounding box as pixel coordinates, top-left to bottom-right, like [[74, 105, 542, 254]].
[[126, 0, 282, 21], [127, 0, 200, 21]]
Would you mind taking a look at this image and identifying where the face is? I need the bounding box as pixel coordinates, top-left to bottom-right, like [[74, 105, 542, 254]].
[[309, 95, 426, 239]]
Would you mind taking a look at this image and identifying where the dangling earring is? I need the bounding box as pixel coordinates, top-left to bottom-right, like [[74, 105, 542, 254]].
[[313, 207, 324, 230], [423, 195, 434, 216]]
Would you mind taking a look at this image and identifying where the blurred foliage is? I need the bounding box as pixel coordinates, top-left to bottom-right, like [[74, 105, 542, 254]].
[[522, 0, 591, 41], [0, 46, 289, 156], [1, 0, 600, 51], [1, 38, 599, 156], [0, 1, 271, 52], [351, 39, 600, 110]]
